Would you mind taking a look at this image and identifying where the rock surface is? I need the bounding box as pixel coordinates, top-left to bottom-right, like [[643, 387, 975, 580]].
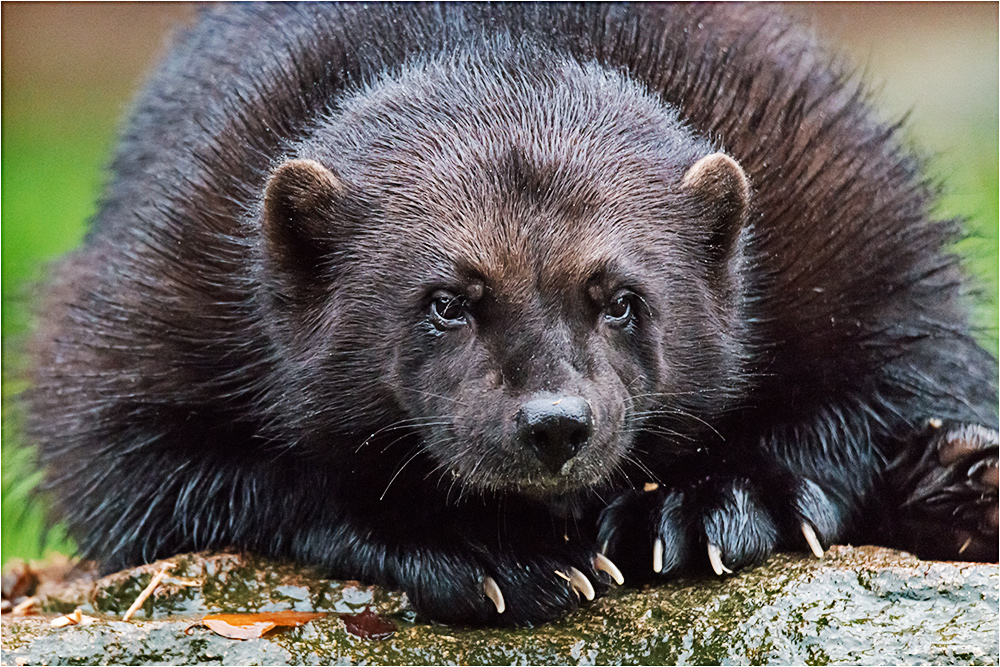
[[2, 546, 997, 665]]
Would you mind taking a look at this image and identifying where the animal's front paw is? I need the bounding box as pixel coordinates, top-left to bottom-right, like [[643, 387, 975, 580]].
[[886, 420, 998, 562], [597, 472, 842, 580], [401, 541, 621, 626]]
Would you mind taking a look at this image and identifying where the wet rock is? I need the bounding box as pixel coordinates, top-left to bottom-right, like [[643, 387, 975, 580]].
[[2, 547, 997, 665]]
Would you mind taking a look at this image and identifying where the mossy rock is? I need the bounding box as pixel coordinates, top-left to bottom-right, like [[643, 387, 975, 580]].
[[2, 546, 997, 665]]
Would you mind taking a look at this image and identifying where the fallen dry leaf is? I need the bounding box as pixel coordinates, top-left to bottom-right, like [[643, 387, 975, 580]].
[[10, 597, 38, 617], [194, 610, 327, 640], [1, 562, 39, 603], [342, 606, 396, 640], [50, 608, 96, 628], [50, 616, 75, 628]]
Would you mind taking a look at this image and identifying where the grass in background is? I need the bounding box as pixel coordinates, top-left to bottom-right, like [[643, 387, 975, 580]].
[[938, 136, 1000, 352], [1, 97, 120, 564], [1, 394, 74, 564]]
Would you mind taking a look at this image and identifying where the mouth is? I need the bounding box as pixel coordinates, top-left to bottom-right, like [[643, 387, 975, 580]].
[[426, 416, 630, 499], [447, 445, 621, 500], [513, 474, 589, 498]]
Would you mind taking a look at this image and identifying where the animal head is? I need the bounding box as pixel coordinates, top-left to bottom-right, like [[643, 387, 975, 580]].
[[258, 49, 752, 498]]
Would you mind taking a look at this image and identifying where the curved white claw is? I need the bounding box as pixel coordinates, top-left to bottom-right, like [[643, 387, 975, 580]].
[[653, 537, 665, 573], [707, 543, 733, 575], [801, 521, 824, 559], [568, 567, 596, 601], [594, 553, 625, 586], [483, 576, 505, 614]]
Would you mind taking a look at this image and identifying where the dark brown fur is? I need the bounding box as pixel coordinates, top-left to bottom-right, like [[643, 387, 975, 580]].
[[27, 3, 998, 626]]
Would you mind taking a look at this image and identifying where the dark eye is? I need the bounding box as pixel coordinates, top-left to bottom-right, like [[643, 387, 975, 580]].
[[604, 292, 635, 328], [429, 291, 468, 330]]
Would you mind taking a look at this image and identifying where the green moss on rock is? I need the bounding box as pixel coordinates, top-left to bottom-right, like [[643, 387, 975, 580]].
[[3, 546, 997, 665]]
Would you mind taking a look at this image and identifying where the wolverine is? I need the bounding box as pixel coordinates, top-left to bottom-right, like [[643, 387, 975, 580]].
[[27, 3, 998, 626]]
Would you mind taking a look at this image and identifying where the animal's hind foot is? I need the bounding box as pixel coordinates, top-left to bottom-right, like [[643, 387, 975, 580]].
[[886, 420, 998, 562]]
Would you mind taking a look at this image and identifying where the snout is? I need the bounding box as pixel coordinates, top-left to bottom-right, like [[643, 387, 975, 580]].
[[516, 395, 593, 474]]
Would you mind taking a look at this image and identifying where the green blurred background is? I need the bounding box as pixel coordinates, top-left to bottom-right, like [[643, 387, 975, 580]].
[[2, 3, 997, 565]]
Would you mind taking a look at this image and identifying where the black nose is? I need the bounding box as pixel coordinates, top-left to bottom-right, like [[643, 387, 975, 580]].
[[517, 396, 593, 474]]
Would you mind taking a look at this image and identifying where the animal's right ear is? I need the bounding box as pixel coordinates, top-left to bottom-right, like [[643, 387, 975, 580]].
[[262, 159, 345, 285]]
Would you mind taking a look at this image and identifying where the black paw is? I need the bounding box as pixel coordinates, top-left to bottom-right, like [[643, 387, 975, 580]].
[[597, 472, 842, 581], [885, 420, 998, 562], [399, 541, 618, 626]]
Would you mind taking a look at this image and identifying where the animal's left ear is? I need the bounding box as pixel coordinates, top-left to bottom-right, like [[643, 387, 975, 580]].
[[681, 152, 751, 266]]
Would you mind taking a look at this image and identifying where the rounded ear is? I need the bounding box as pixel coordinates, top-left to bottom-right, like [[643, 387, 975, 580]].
[[262, 159, 344, 285], [682, 152, 751, 231], [681, 152, 752, 271]]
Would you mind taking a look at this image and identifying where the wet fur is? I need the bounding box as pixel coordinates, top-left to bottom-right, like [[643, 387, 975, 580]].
[[27, 3, 998, 626]]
